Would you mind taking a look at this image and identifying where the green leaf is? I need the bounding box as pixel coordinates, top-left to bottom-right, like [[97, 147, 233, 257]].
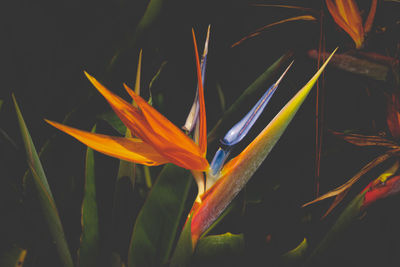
[[98, 112, 127, 135], [78, 125, 100, 267], [207, 52, 293, 142], [112, 55, 140, 253], [12, 95, 74, 267], [193, 233, 244, 263], [306, 191, 366, 264], [281, 237, 308, 264], [108, 0, 165, 71], [170, 216, 193, 267], [111, 148, 136, 256], [23, 104, 80, 193], [0, 99, 3, 111], [216, 82, 226, 113], [127, 164, 192, 267], [0, 246, 27, 267], [135, 0, 164, 38]]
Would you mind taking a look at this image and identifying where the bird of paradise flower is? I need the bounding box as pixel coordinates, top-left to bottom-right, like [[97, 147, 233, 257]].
[[46, 28, 336, 254], [326, 0, 377, 49]]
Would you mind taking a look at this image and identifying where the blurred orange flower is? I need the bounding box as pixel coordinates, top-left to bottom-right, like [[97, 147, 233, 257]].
[[326, 0, 377, 49]]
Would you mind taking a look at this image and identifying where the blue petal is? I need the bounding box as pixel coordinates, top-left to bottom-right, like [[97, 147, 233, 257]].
[[221, 62, 293, 146], [209, 147, 231, 176]]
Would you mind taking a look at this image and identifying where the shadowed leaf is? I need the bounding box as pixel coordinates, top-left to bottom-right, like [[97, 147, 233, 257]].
[[281, 238, 308, 264], [193, 233, 244, 263], [112, 52, 141, 255], [306, 191, 366, 264], [308, 157, 400, 265], [216, 83, 226, 112], [98, 112, 127, 135], [78, 125, 100, 267], [12, 95, 73, 267], [108, 0, 165, 71], [127, 164, 192, 267], [170, 216, 193, 267]]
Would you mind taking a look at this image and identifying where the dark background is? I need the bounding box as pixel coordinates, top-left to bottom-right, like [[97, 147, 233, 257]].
[[1, 0, 400, 266]]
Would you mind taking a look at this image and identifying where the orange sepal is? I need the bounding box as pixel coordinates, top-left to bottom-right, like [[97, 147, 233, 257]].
[[326, 0, 363, 48], [364, 0, 377, 34], [192, 29, 207, 157], [123, 84, 209, 171], [340, 0, 364, 38], [45, 120, 168, 165], [123, 84, 202, 156], [84, 72, 209, 171], [84, 71, 151, 141]]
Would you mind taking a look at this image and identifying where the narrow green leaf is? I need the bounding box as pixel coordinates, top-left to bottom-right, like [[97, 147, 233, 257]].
[[108, 0, 165, 71], [149, 61, 167, 90], [98, 112, 127, 135], [78, 125, 100, 267], [170, 216, 193, 267], [111, 147, 136, 256], [23, 104, 80, 193], [307, 191, 366, 264], [112, 53, 141, 256], [127, 164, 192, 267], [207, 52, 293, 142], [111, 165, 135, 257], [193, 233, 244, 263], [0, 127, 18, 149], [133, 0, 164, 43], [12, 95, 73, 267], [216, 82, 226, 112], [0, 246, 27, 267], [0, 99, 3, 111]]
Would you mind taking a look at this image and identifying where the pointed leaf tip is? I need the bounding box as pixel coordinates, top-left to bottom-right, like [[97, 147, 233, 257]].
[[192, 28, 207, 157]]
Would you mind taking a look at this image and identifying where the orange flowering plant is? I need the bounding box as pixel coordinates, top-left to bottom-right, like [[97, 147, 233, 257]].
[[40, 26, 337, 266], [10, 22, 339, 265]]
